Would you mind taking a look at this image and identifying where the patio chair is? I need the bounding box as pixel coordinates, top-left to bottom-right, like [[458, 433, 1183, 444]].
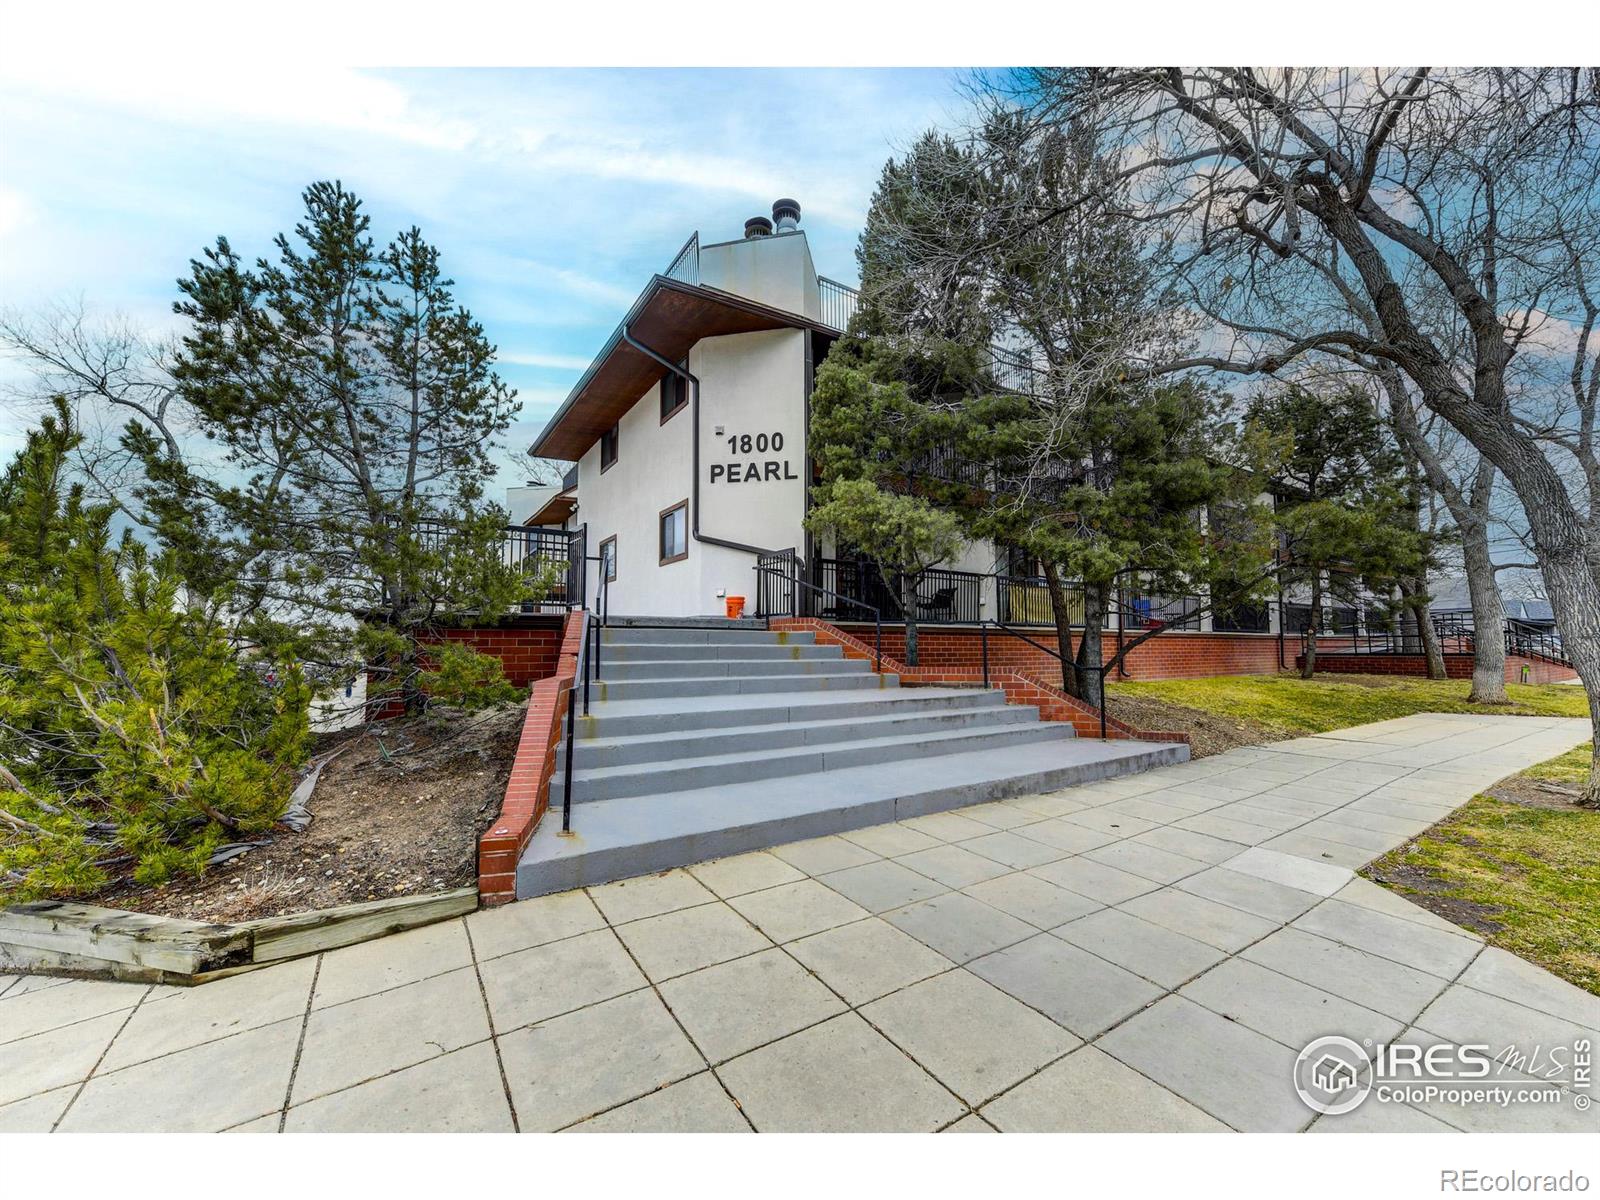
[[917, 586, 959, 621]]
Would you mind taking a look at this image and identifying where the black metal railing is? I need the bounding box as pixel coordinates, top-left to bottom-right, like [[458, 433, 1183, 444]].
[[998, 576, 1084, 627], [1505, 618, 1568, 665], [1293, 611, 1571, 668], [755, 547, 800, 618], [818, 276, 859, 332], [891, 438, 991, 489], [409, 518, 584, 610], [664, 231, 699, 284], [979, 620, 1111, 740], [813, 558, 986, 625], [753, 555, 883, 671], [1124, 593, 1202, 632]]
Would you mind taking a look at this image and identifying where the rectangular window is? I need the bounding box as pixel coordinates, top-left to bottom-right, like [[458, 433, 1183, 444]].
[[599, 535, 617, 582], [659, 500, 688, 565], [660, 363, 688, 423], [600, 424, 619, 472]]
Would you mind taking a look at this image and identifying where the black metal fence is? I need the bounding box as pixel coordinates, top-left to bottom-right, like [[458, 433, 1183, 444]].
[[812, 558, 986, 624], [413, 518, 586, 611], [818, 277, 859, 332], [1124, 593, 1202, 631], [1505, 618, 1568, 665], [755, 547, 800, 618]]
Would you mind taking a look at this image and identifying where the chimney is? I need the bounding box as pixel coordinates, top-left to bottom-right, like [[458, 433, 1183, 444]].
[[772, 198, 801, 233], [744, 215, 773, 239]]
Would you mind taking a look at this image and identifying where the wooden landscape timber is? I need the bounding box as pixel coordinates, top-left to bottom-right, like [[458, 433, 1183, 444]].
[[0, 886, 478, 985]]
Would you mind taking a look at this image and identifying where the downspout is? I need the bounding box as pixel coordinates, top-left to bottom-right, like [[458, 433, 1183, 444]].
[[621, 327, 772, 560]]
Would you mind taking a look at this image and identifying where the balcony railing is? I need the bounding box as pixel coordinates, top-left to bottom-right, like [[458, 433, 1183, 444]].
[[664, 231, 699, 284], [660, 231, 859, 332], [412, 518, 586, 612], [818, 276, 859, 332]]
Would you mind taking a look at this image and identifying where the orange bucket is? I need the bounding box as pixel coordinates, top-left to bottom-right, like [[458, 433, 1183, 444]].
[[725, 595, 746, 619]]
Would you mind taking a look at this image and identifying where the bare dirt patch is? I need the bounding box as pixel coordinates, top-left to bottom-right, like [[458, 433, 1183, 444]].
[[1106, 693, 1284, 759], [1363, 861, 1506, 935], [94, 704, 524, 923], [1485, 774, 1593, 812]]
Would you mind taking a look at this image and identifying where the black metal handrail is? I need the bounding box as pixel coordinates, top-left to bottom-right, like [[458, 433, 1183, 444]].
[[1505, 618, 1568, 666], [753, 557, 883, 672], [978, 620, 1110, 740]]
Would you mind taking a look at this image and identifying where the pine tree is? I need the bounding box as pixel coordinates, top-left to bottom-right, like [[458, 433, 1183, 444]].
[[805, 336, 969, 667], [0, 404, 309, 901], [143, 181, 549, 713], [1247, 385, 1427, 678]]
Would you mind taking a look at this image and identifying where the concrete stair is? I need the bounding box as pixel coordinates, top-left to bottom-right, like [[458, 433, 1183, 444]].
[[516, 622, 1188, 897]]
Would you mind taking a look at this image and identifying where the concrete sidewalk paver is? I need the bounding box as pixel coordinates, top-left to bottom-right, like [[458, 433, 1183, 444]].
[[569, 1070, 749, 1132], [715, 1012, 965, 1132], [100, 956, 314, 1073], [290, 966, 491, 1103], [657, 948, 845, 1063], [498, 988, 703, 1131], [981, 1045, 1227, 1132], [861, 969, 1079, 1106], [59, 1018, 301, 1132], [1, 712, 1592, 1132], [283, 1041, 514, 1133]]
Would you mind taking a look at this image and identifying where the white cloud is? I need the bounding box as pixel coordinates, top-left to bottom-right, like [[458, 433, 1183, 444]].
[[497, 349, 593, 370], [0, 62, 476, 151], [0, 186, 29, 239]]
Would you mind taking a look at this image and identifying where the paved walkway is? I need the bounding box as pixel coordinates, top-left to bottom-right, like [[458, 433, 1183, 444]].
[[3, 714, 1596, 1133]]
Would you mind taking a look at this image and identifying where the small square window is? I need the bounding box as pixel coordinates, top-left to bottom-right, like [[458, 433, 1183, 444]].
[[599, 535, 617, 582], [659, 500, 688, 565], [600, 424, 619, 471], [660, 364, 688, 423]]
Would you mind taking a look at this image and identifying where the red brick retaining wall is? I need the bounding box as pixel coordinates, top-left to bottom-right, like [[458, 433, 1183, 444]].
[[422, 622, 562, 687], [835, 624, 1293, 684], [477, 610, 587, 906], [773, 617, 1188, 746]]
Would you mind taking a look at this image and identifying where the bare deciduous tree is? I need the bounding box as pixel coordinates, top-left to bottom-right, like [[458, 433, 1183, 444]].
[[1007, 68, 1600, 801]]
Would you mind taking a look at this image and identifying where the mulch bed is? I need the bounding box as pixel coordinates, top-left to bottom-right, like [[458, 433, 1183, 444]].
[[91, 704, 524, 924], [1106, 694, 1285, 759]]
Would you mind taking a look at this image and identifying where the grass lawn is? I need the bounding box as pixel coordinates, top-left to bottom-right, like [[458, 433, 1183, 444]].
[[1106, 673, 1590, 739], [1109, 672, 1599, 994], [1365, 782, 1600, 996]]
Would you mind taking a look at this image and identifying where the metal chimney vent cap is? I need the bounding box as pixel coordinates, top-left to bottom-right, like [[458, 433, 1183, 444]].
[[772, 198, 801, 232], [744, 215, 774, 239]]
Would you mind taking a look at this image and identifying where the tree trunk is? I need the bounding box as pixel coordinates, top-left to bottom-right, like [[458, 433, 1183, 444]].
[[1075, 581, 1108, 709], [1407, 582, 1447, 680], [1041, 562, 1078, 696], [1301, 576, 1321, 679], [894, 570, 921, 668], [1460, 524, 1510, 704]]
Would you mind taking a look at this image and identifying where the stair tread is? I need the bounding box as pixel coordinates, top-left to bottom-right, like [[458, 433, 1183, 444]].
[[519, 739, 1188, 890], [576, 706, 1033, 751], [563, 720, 1072, 783], [583, 684, 984, 718]]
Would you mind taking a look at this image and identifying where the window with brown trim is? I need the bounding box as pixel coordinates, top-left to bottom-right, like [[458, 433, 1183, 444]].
[[599, 535, 618, 582], [600, 424, 619, 471], [659, 500, 688, 565], [660, 363, 688, 423]]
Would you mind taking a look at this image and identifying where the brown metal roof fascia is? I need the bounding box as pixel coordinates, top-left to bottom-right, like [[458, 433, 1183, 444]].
[[527, 276, 831, 462]]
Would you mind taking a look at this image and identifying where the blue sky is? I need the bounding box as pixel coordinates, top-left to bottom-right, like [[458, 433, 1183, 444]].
[[0, 66, 966, 488]]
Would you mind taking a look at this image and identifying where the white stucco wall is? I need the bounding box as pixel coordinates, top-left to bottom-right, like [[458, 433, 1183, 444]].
[[573, 327, 808, 617], [699, 232, 820, 321]]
